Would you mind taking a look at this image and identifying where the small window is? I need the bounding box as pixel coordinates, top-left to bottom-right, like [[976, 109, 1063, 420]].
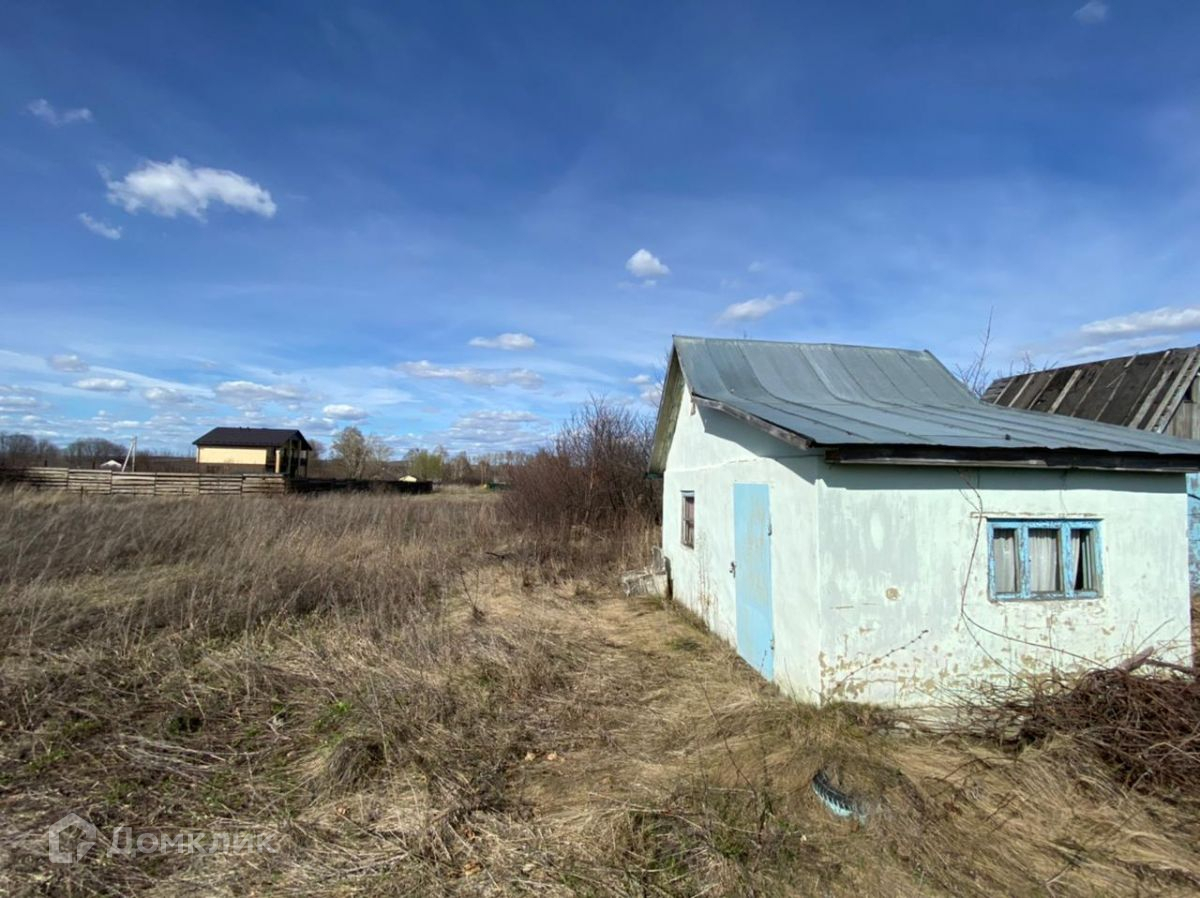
[[1071, 528, 1097, 591], [681, 492, 695, 547], [988, 519, 1101, 601], [991, 527, 1018, 594], [1028, 528, 1062, 594]]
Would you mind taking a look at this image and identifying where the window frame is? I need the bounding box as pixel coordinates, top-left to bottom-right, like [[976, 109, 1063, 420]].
[[680, 491, 696, 548], [986, 518, 1103, 601]]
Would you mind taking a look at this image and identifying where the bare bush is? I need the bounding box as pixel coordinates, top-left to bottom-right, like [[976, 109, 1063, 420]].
[[970, 664, 1200, 798], [502, 398, 658, 532]]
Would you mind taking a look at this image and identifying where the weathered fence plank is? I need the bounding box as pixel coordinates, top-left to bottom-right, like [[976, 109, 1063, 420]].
[[0, 468, 433, 497], [0, 467, 290, 497]]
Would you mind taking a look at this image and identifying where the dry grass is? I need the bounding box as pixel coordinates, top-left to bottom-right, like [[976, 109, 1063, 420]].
[[1, 489, 1199, 896]]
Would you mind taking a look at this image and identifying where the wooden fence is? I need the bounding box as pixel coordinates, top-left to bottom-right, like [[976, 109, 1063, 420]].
[[0, 467, 435, 497], [0, 467, 287, 496]]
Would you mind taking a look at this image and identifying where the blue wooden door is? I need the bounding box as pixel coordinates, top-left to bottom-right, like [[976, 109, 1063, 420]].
[[734, 483, 774, 680]]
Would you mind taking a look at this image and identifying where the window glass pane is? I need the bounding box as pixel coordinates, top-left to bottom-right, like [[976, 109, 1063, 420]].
[[681, 494, 695, 547], [992, 528, 1018, 593], [1029, 528, 1062, 593], [1071, 528, 1096, 591]]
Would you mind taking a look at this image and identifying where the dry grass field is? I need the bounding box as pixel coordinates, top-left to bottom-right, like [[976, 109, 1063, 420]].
[[2, 489, 1200, 897]]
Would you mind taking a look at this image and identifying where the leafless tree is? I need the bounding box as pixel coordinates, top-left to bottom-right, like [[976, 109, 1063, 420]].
[[955, 309, 996, 397], [331, 426, 392, 479]]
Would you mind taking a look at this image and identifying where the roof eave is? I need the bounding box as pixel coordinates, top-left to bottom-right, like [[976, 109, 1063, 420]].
[[824, 444, 1200, 473], [691, 396, 815, 451]]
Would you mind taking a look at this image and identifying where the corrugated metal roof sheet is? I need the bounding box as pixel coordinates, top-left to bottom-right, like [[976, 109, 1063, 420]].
[[667, 336, 1200, 456], [193, 427, 312, 450], [982, 346, 1200, 433]]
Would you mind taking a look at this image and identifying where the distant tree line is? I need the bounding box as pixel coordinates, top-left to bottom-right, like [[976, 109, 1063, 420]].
[[0, 433, 130, 468], [316, 426, 526, 484], [0, 426, 573, 486], [0, 433, 204, 472]]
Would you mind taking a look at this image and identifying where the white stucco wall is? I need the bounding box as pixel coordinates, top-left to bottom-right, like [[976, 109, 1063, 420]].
[[817, 463, 1192, 706], [661, 388, 825, 702], [661, 381, 1195, 708]]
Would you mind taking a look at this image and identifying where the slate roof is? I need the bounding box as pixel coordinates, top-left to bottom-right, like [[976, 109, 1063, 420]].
[[982, 346, 1200, 434], [193, 427, 312, 450], [649, 337, 1200, 472]]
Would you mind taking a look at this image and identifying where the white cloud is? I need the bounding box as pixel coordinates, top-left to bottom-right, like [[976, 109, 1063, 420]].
[[718, 290, 802, 323], [1064, 335, 1180, 361], [77, 213, 121, 240], [74, 377, 130, 392], [638, 382, 663, 407], [396, 361, 543, 390], [323, 403, 369, 420], [1079, 306, 1200, 340], [292, 414, 338, 436], [143, 387, 194, 405], [628, 373, 663, 404], [89, 412, 142, 434], [106, 158, 277, 220], [747, 260, 765, 273], [214, 380, 305, 403], [0, 386, 41, 413], [48, 353, 88, 372], [469, 332, 536, 351], [27, 98, 93, 126], [438, 410, 551, 451], [626, 248, 670, 278], [1073, 1, 1108, 24]]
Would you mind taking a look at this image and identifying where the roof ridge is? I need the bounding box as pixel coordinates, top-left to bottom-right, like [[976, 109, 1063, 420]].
[[673, 334, 936, 355]]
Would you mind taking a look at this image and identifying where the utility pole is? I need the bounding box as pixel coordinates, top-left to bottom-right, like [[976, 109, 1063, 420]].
[[122, 436, 137, 472]]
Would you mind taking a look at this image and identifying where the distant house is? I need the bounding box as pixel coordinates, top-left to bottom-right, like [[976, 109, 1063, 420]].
[[650, 336, 1199, 707], [984, 345, 1200, 591], [193, 427, 311, 477]]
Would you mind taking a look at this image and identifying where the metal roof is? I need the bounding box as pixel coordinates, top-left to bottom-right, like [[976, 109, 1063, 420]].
[[983, 346, 1200, 433], [649, 336, 1200, 472], [193, 427, 312, 450]]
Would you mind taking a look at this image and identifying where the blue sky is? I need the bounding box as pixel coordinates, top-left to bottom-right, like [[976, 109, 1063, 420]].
[[3, 1, 1200, 454]]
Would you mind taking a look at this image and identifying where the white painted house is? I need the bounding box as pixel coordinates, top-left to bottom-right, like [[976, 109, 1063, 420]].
[[650, 337, 1199, 707]]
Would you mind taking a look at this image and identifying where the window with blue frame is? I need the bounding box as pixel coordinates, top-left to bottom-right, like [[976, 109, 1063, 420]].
[[987, 519, 1101, 600]]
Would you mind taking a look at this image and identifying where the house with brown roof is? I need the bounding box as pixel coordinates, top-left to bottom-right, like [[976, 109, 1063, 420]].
[[193, 427, 311, 477]]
